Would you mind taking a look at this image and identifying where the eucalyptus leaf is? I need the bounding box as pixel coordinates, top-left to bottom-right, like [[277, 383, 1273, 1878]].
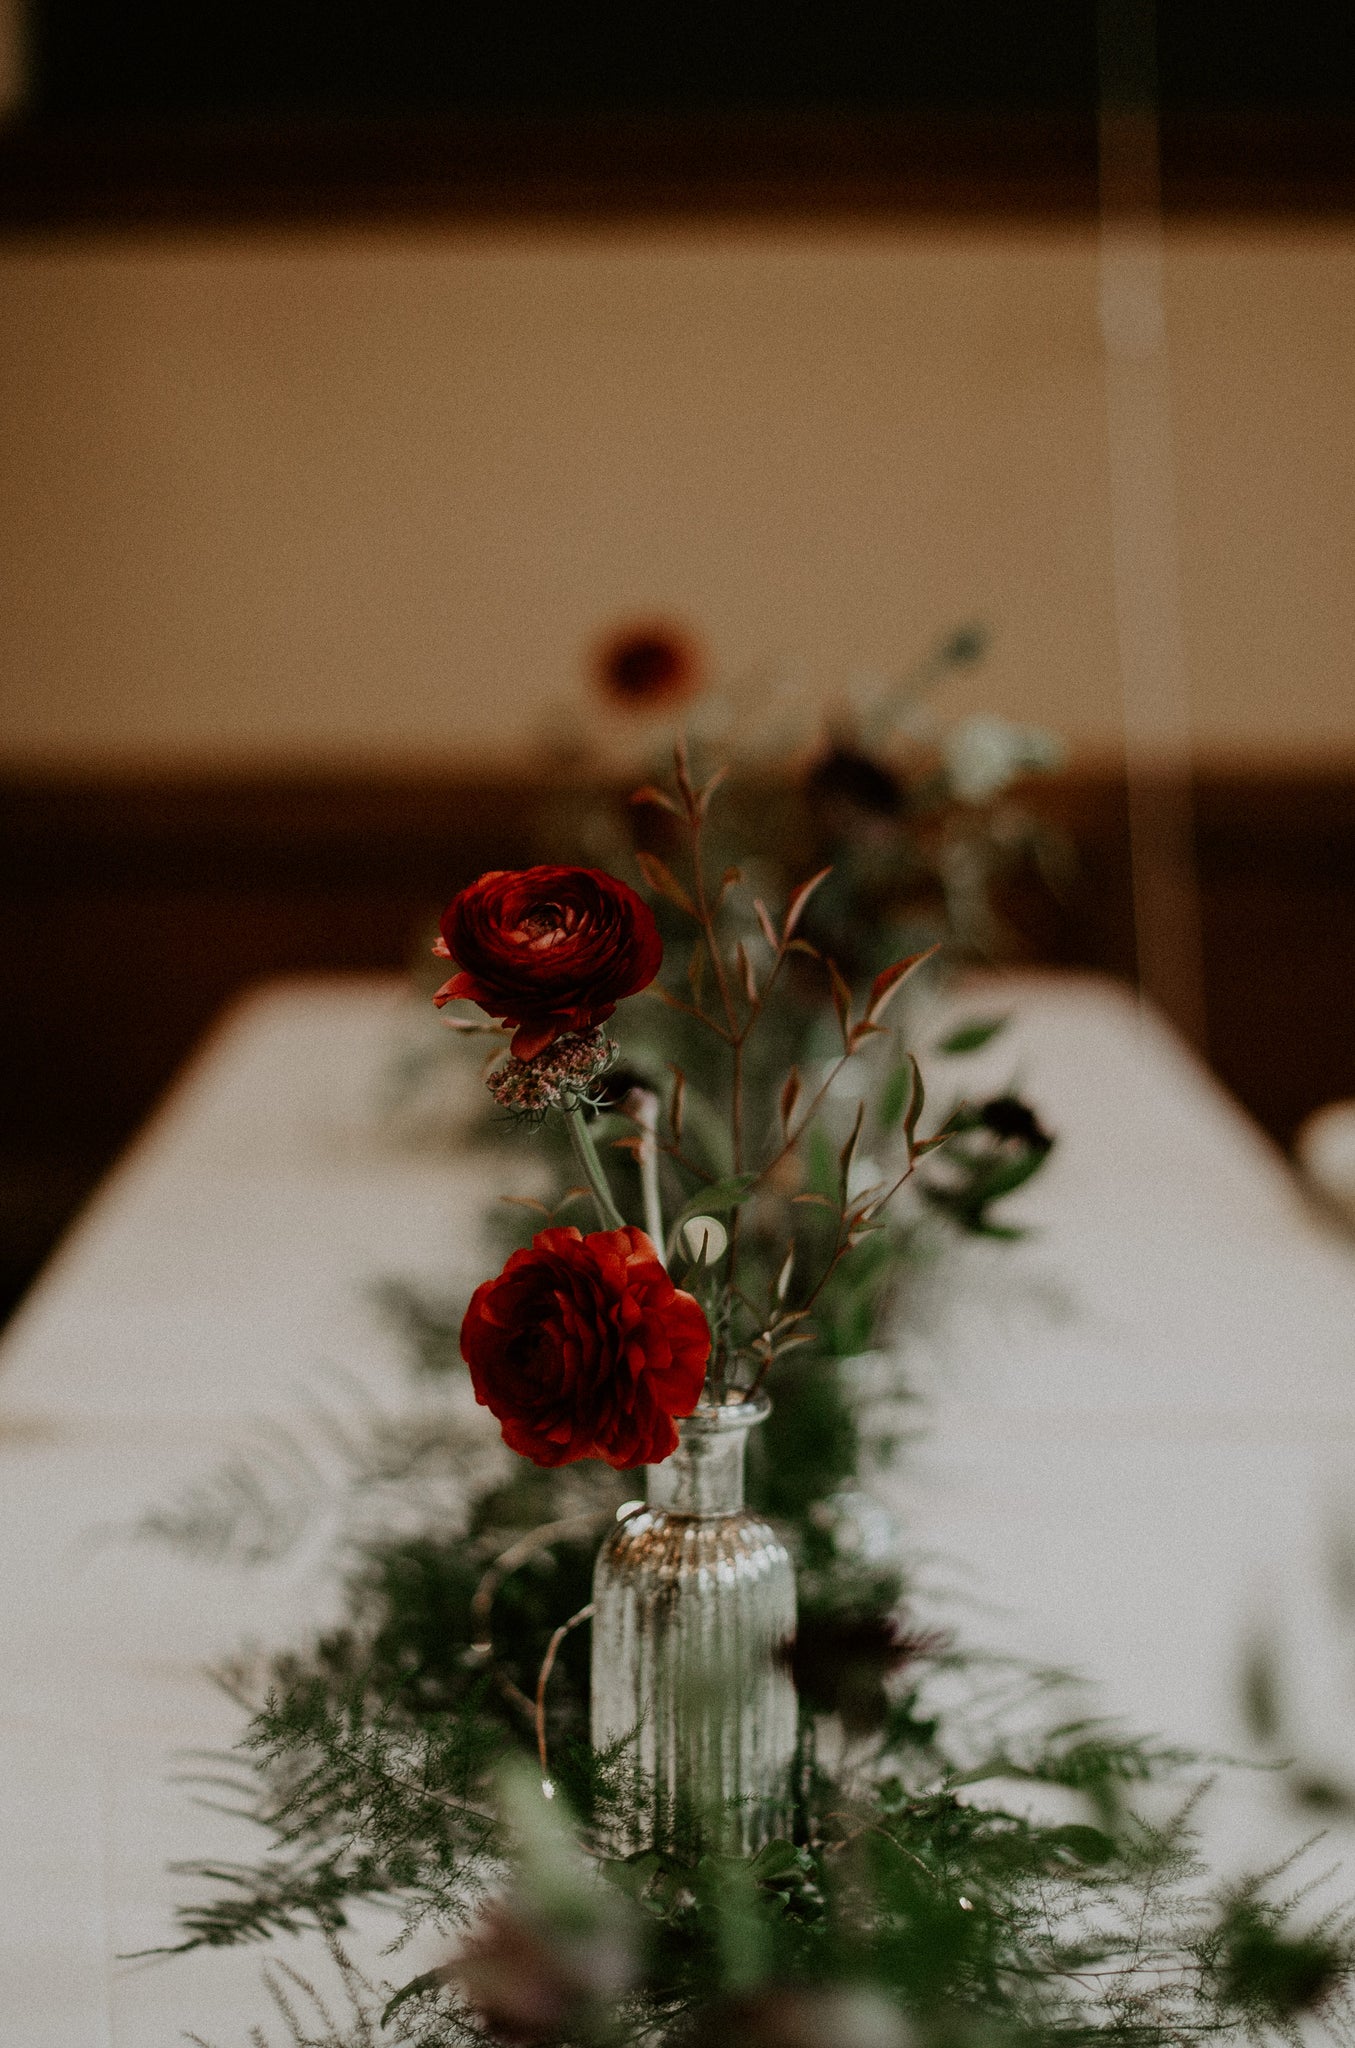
[[667, 1175, 758, 1240], [878, 1062, 914, 1132], [936, 1016, 1008, 1056], [904, 1056, 926, 1145]]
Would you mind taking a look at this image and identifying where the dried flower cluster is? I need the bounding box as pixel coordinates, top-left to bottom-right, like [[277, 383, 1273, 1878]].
[[486, 1028, 619, 1121]]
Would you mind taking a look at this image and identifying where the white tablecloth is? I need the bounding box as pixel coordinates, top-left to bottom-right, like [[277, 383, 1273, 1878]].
[[3, 971, 1355, 2045]]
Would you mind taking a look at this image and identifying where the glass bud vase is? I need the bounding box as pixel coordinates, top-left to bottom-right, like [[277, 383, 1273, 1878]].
[[590, 1392, 797, 1855]]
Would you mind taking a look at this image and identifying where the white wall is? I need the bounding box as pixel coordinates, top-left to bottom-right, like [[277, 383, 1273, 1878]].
[[0, 218, 1350, 772]]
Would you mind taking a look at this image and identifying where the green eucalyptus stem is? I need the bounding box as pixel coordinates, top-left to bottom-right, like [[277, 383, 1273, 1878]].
[[566, 1108, 626, 1232]]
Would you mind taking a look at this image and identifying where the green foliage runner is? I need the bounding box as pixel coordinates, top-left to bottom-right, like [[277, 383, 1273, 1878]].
[[146, 705, 1355, 2047]]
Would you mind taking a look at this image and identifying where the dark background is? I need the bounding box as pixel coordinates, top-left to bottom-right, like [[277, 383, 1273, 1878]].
[[4, 1, 1354, 228], [23, 1, 1355, 120]]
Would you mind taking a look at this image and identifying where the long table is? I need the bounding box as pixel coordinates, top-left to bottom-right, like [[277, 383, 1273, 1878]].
[[3, 971, 1355, 2044]]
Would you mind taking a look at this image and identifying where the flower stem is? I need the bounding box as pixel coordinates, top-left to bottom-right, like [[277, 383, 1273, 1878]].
[[630, 1089, 667, 1266], [567, 1110, 627, 1232]]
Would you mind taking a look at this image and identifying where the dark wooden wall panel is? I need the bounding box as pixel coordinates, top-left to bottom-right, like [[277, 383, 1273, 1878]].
[[4, 110, 1355, 233]]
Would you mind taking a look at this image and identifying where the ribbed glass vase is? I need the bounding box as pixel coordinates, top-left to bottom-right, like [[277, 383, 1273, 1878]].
[[589, 1392, 797, 1855]]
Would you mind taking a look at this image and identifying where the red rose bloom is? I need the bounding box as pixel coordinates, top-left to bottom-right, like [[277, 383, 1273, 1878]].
[[435, 865, 663, 1062], [459, 1225, 709, 1469]]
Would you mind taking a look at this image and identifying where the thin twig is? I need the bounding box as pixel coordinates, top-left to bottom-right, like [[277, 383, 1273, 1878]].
[[536, 1603, 595, 1785], [751, 1046, 858, 1191], [471, 1514, 608, 1721], [656, 1140, 715, 1185], [683, 778, 739, 1043], [648, 985, 732, 1042], [674, 757, 748, 1391]]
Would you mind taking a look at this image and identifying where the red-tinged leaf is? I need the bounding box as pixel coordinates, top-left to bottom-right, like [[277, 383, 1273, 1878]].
[[500, 1195, 552, 1215], [780, 1067, 802, 1134], [783, 865, 833, 940], [696, 765, 729, 817], [717, 865, 743, 907], [668, 1065, 687, 1142], [753, 897, 779, 949], [630, 782, 680, 815], [736, 939, 758, 1004], [838, 1100, 866, 1196], [786, 937, 821, 960], [848, 1020, 887, 1053], [611, 1134, 646, 1160], [865, 944, 941, 1028], [636, 851, 696, 916], [439, 1014, 503, 1034], [827, 958, 854, 1046], [770, 1332, 816, 1357], [792, 1192, 838, 1209]]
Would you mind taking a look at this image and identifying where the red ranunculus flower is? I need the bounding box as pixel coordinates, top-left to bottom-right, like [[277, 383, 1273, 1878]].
[[459, 1225, 710, 1469], [435, 866, 663, 1062]]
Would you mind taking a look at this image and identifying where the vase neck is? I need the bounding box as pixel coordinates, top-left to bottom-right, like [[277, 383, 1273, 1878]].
[[645, 1395, 768, 1518]]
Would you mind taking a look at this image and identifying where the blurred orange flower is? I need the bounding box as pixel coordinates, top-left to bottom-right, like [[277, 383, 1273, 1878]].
[[591, 618, 705, 710]]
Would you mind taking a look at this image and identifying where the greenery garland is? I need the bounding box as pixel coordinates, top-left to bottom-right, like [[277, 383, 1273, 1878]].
[[146, 687, 1355, 2048], [156, 1318, 1355, 2048]]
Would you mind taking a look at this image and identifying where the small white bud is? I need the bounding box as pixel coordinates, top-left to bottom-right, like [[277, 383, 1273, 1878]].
[[681, 1215, 729, 1263]]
